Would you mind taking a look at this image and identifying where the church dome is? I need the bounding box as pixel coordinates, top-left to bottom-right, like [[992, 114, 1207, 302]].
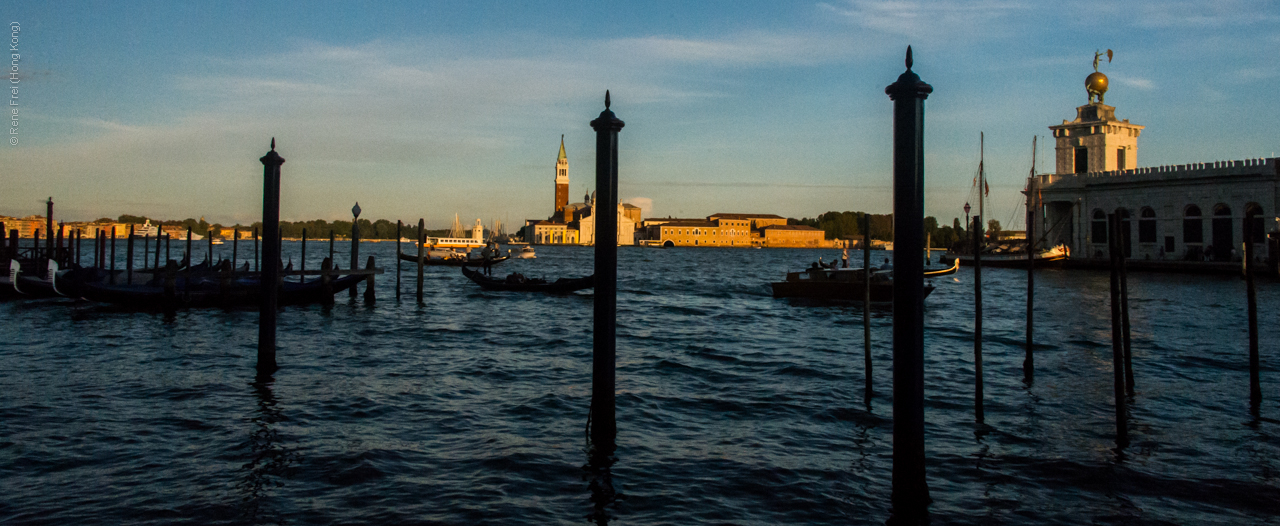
[[1086, 71, 1108, 98]]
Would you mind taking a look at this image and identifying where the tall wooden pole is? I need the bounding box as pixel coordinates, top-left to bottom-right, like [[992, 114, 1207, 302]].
[[885, 46, 932, 523], [126, 225, 135, 285], [350, 203, 361, 299], [395, 220, 402, 299], [1119, 219, 1134, 395], [1026, 169, 1036, 381], [1246, 213, 1261, 408], [258, 139, 285, 376], [973, 215, 984, 423], [416, 219, 425, 303], [301, 228, 308, 281], [45, 197, 54, 263], [232, 230, 239, 273], [590, 91, 624, 458], [1108, 213, 1129, 448], [863, 213, 873, 396], [109, 226, 116, 284]]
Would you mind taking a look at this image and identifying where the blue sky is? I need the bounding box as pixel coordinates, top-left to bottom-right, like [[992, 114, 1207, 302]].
[[3, 1, 1278, 230]]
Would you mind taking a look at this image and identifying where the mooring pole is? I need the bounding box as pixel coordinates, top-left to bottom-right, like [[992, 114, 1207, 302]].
[[329, 230, 335, 267], [254, 227, 260, 272], [207, 228, 214, 265], [165, 233, 170, 267], [258, 139, 285, 376], [45, 197, 54, 263], [395, 220, 402, 299], [1026, 190, 1035, 381], [863, 213, 873, 396], [1245, 214, 1261, 408], [142, 233, 149, 271], [232, 230, 239, 274], [109, 226, 117, 284], [350, 203, 361, 299], [416, 219, 425, 303], [1108, 213, 1129, 448], [973, 215, 984, 423], [589, 91, 625, 458], [301, 228, 308, 281], [185, 227, 193, 268], [364, 255, 376, 305], [885, 46, 932, 523], [1119, 223, 1134, 395], [126, 225, 135, 285]]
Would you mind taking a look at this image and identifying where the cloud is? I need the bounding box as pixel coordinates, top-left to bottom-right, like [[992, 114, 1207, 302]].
[[1116, 76, 1155, 90], [623, 197, 653, 215], [818, 0, 1029, 40]]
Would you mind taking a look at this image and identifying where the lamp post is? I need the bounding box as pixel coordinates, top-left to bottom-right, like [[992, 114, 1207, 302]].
[[964, 202, 971, 243]]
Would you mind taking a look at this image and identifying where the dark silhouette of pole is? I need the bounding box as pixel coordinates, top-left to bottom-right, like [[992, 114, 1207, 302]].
[[589, 90, 624, 458], [258, 139, 285, 376], [45, 197, 53, 263], [863, 213, 872, 397], [1245, 213, 1261, 408], [109, 226, 116, 284], [350, 203, 361, 299], [973, 215, 984, 423], [416, 219, 425, 303], [1119, 220, 1133, 395], [885, 46, 932, 524], [329, 230, 335, 267], [232, 230, 239, 274], [1108, 213, 1129, 448], [1025, 186, 1035, 382], [126, 225, 135, 285], [301, 228, 308, 281], [395, 220, 402, 299]]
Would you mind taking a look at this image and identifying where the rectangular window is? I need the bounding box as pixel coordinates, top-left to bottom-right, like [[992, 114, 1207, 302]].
[[1074, 148, 1089, 174], [1117, 148, 1126, 170], [1092, 219, 1108, 243], [1164, 236, 1175, 253]]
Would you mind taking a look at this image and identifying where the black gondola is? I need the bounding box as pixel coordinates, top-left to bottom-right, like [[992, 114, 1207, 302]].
[[397, 252, 510, 267], [461, 266, 593, 294]]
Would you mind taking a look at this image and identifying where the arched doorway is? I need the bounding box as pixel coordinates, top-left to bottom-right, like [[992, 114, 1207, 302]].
[[1116, 208, 1132, 258], [1245, 203, 1265, 244], [1212, 204, 1233, 260], [662, 240, 674, 248]]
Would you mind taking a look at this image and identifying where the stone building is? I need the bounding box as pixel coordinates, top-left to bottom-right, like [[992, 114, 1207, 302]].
[[639, 213, 832, 248], [521, 137, 638, 245], [1032, 65, 1278, 262]]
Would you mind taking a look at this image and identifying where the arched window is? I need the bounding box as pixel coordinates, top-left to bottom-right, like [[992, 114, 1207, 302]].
[[1245, 203, 1265, 243], [1091, 209, 1108, 243], [1183, 205, 1203, 244], [1138, 207, 1157, 243]]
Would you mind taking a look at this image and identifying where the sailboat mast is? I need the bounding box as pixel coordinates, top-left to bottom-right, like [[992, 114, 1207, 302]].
[[979, 132, 985, 228]]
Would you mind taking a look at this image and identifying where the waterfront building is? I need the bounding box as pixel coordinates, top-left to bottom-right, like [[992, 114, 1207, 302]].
[[1032, 63, 1278, 262], [521, 138, 639, 246], [639, 213, 832, 248], [0, 215, 57, 238]]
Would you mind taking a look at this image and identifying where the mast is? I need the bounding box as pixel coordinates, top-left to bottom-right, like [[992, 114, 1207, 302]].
[[1028, 135, 1037, 241], [979, 132, 985, 231]]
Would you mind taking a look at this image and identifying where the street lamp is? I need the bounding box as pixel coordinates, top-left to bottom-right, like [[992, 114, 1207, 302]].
[[964, 202, 971, 242]]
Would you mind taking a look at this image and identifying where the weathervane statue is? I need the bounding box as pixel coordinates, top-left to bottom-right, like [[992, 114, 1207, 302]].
[[1086, 48, 1113, 104]]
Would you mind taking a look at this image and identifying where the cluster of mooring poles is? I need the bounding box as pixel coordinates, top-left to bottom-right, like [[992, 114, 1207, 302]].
[[392, 218, 429, 303]]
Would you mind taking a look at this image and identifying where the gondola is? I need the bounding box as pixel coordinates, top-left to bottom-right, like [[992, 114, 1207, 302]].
[[923, 258, 960, 277], [770, 267, 935, 302], [461, 266, 593, 294], [397, 252, 510, 267], [67, 262, 364, 309]]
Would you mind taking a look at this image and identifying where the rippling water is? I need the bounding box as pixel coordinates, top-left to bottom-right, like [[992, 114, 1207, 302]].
[[3, 242, 1279, 525]]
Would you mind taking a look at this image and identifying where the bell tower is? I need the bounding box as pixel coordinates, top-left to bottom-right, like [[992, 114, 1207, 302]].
[[555, 135, 569, 215]]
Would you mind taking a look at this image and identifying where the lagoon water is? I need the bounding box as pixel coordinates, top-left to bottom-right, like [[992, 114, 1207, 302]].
[[3, 242, 1279, 525]]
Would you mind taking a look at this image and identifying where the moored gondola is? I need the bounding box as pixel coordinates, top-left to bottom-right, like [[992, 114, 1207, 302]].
[[461, 266, 593, 294]]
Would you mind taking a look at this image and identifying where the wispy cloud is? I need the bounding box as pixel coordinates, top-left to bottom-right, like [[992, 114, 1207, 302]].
[[1116, 76, 1155, 90], [818, 0, 1029, 40]]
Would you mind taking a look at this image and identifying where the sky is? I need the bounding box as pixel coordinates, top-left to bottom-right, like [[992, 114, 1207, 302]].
[[2, 1, 1278, 230]]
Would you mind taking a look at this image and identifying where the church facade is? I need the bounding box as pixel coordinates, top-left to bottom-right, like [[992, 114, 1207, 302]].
[[521, 136, 638, 245], [1032, 66, 1278, 262]]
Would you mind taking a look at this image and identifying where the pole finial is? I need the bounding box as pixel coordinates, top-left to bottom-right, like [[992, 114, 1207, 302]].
[[271, 137, 276, 151], [906, 46, 913, 69], [605, 90, 611, 109]]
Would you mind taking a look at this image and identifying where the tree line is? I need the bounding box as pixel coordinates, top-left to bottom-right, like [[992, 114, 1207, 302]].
[[106, 215, 453, 240], [791, 211, 1003, 249]]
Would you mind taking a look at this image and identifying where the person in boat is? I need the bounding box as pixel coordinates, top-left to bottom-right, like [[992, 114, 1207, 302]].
[[505, 272, 527, 284], [481, 242, 496, 275], [879, 257, 892, 270], [842, 248, 849, 268]]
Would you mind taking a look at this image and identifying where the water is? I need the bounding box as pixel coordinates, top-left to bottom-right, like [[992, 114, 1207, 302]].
[[3, 242, 1279, 525]]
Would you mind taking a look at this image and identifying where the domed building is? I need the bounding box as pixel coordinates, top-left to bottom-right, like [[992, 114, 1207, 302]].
[[1033, 60, 1278, 265]]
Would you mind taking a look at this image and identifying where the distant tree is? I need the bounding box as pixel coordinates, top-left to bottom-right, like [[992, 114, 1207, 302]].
[[117, 214, 150, 224], [987, 219, 1002, 241]]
